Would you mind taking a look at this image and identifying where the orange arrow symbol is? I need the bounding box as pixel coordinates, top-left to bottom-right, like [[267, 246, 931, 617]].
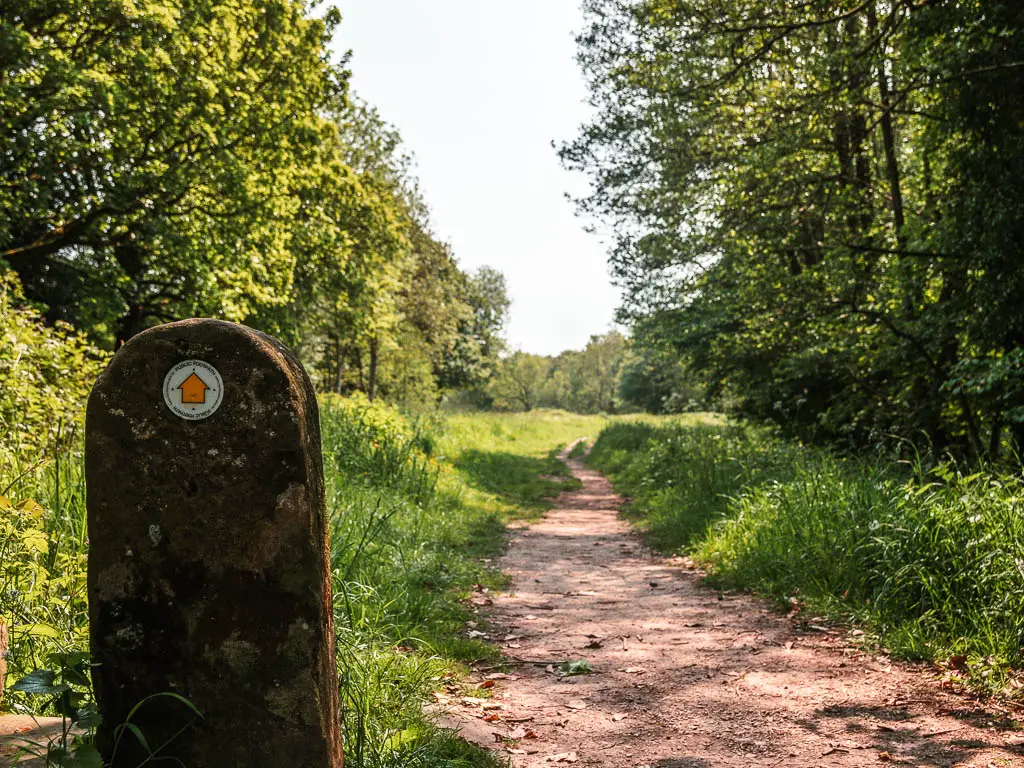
[[177, 371, 210, 404]]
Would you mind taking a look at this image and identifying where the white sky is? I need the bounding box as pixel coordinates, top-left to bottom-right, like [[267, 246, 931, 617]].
[[332, 1, 621, 356]]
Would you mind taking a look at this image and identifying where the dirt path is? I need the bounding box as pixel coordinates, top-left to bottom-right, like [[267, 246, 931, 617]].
[[445, 451, 1023, 767]]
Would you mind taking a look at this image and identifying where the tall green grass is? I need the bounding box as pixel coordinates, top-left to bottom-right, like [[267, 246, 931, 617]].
[[318, 395, 509, 767], [438, 410, 610, 517], [589, 420, 1024, 699]]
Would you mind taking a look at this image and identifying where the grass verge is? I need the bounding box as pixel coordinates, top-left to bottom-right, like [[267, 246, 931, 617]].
[[588, 419, 1024, 702]]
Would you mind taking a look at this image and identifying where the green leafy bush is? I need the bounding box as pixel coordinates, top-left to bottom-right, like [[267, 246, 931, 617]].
[[0, 271, 103, 457], [0, 458, 91, 714]]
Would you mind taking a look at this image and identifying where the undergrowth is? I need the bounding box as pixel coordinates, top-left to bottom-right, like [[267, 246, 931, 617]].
[[588, 420, 1024, 701]]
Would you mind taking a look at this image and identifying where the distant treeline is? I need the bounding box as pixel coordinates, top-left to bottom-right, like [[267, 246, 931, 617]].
[[482, 331, 705, 414], [1, 0, 509, 415], [563, 1, 1024, 458]]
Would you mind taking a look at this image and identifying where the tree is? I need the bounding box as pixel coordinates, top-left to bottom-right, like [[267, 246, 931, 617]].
[[1, 0, 510, 410], [491, 353, 550, 411], [2, 0, 346, 346], [563, 0, 1024, 457], [617, 322, 704, 413]]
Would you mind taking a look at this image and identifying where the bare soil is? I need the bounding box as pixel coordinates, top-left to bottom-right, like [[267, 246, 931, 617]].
[[443, 452, 1024, 767]]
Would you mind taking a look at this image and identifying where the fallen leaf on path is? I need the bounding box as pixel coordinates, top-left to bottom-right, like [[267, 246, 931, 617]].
[[558, 659, 593, 676], [467, 630, 488, 639], [621, 667, 648, 674], [483, 714, 501, 722], [479, 680, 495, 689], [507, 748, 526, 755], [545, 752, 578, 763], [612, 712, 627, 722], [565, 700, 587, 710]]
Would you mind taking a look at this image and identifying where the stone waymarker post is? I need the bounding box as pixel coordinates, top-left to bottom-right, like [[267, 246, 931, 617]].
[[86, 319, 343, 767]]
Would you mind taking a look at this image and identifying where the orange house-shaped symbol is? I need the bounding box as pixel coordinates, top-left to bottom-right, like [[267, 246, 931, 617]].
[[177, 371, 210, 404]]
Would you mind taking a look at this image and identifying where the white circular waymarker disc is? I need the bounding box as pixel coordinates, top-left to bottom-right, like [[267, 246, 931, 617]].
[[162, 360, 224, 420]]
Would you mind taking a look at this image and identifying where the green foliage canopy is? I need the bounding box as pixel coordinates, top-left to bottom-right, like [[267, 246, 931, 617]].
[[1, 1, 509, 407], [563, 0, 1024, 456]]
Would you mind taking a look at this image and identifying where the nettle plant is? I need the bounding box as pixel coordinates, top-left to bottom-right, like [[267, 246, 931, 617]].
[[0, 492, 90, 699], [0, 271, 102, 458]]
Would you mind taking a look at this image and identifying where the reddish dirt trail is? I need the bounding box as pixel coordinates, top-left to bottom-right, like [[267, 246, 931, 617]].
[[445, 452, 1023, 768]]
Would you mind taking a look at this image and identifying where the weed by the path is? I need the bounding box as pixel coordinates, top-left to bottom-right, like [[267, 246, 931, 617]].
[[589, 419, 1024, 700]]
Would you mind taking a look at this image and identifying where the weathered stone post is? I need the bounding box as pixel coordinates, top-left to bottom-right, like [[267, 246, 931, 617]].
[[86, 319, 343, 767]]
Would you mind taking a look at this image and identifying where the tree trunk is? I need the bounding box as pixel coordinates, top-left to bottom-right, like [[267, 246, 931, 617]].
[[353, 347, 364, 392], [989, 413, 1003, 460], [115, 304, 146, 349], [869, 2, 906, 250], [333, 337, 344, 395], [367, 337, 379, 401]]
